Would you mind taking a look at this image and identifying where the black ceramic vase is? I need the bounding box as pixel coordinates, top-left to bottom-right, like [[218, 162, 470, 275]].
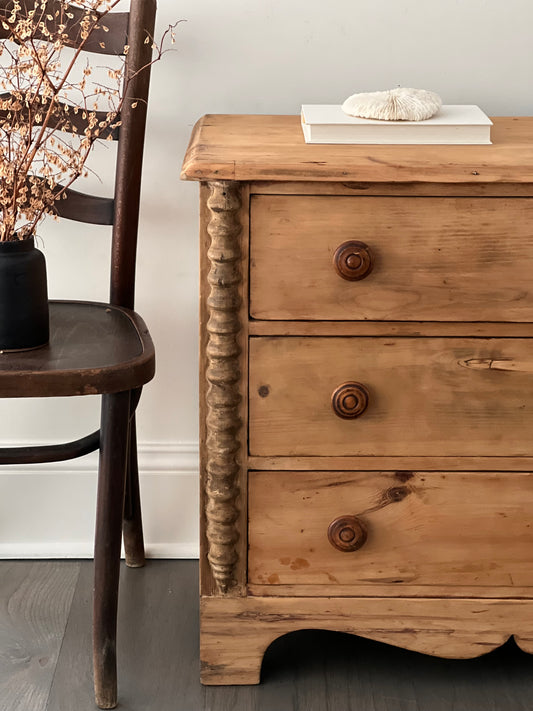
[[0, 236, 49, 351]]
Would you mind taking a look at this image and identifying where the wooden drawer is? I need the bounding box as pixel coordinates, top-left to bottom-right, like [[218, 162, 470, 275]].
[[248, 470, 533, 590], [249, 195, 533, 322], [249, 336, 533, 457]]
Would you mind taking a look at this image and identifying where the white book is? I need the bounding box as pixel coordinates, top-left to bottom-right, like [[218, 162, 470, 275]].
[[301, 104, 493, 145]]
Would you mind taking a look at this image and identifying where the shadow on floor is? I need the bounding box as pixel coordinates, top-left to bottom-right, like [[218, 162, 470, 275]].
[[256, 630, 532, 711]]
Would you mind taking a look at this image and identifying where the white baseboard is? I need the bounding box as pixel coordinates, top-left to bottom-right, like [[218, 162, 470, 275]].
[[0, 542, 199, 559], [0, 442, 200, 559]]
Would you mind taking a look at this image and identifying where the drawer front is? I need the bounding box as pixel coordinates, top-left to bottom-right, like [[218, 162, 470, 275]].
[[249, 195, 533, 322], [248, 470, 533, 588], [249, 336, 533, 457]]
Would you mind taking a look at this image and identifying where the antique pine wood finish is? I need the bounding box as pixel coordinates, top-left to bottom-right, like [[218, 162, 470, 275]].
[[182, 114, 533, 685], [180, 115, 533, 183], [248, 470, 533, 589], [250, 196, 533, 322], [248, 336, 533, 457], [200, 595, 533, 685], [202, 181, 249, 596]]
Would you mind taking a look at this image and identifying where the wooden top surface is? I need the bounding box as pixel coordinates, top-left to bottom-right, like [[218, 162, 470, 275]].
[[181, 114, 533, 183]]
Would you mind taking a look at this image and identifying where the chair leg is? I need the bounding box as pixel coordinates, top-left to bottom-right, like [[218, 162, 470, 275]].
[[93, 390, 131, 710], [123, 412, 146, 568]]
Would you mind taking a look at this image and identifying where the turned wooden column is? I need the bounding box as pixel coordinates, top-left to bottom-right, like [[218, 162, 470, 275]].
[[204, 181, 243, 595]]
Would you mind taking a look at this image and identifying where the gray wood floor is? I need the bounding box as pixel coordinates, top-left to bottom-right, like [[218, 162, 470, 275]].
[[1, 560, 533, 711]]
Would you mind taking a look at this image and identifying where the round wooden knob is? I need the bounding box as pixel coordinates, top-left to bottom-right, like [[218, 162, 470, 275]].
[[331, 382, 369, 419], [333, 241, 374, 281], [328, 515, 368, 552]]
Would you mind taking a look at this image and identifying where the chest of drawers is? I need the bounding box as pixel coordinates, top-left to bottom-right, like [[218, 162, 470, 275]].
[[182, 114, 533, 684]]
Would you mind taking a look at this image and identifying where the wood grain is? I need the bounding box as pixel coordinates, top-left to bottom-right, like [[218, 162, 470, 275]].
[[199, 182, 214, 596], [181, 115, 533, 183], [200, 181, 251, 597], [248, 321, 533, 337], [46, 561, 201, 711], [249, 336, 533, 457], [201, 594, 533, 685], [248, 470, 533, 589], [0, 0, 129, 55], [249, 180, 533, 196], [247, 455, 533, 471], [188, 115, 533, 688], [110, 0, 157, 310], [233, 184, 250, 596], [54, 187, 114, 225], [18, 561, 531, 711], [2, 561, 528, 710], [0, 561, 79, 711], [0, 301, 155, 398], [93, 390, 131, 709], [248, 582, 533, 599], [250, 195, 533, 322], [203, 181, 246, 596]]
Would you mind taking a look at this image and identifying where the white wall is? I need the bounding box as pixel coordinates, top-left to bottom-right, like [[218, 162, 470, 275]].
[[1, 0, 532, 557]]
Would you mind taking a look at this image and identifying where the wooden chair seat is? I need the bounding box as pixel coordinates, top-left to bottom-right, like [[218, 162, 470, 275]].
[[0, 301, 155, 398]]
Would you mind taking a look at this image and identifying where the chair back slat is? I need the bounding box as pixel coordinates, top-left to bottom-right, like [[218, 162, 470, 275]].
[[0, 0, 129, 55], [54, 186, 114, 225], [110, 0, 156, 309], [0, 92, 120, 141], [13, 177, 114, 225]]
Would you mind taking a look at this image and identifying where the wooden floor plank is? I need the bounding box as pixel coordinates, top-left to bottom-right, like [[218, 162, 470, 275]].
[[46, 559, 204, 711], [2, 560, 533, 710], [44, 559, 93, 710], [0, 561, 80, 711]]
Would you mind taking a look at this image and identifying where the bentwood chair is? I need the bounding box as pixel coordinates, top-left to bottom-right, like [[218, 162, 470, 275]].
[[0, 1, 157, 707]]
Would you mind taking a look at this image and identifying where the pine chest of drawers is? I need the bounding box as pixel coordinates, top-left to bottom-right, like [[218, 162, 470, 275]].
[[182, 114, 533, 684]]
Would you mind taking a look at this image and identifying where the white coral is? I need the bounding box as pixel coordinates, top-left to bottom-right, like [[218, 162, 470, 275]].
[[342, 88, 442, 121]]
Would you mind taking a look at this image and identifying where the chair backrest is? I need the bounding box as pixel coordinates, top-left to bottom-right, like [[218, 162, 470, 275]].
[[0, 0, 157, 310]]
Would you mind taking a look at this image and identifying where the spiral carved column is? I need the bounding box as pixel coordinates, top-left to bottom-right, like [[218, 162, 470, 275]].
[[205, 181, 243, 594]]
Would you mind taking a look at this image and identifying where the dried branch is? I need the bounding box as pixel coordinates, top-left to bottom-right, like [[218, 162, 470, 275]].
[[0, 0, 178, 241]]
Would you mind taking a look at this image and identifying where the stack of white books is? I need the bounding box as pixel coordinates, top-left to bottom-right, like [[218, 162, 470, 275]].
[[300, 104, 493, 145]]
